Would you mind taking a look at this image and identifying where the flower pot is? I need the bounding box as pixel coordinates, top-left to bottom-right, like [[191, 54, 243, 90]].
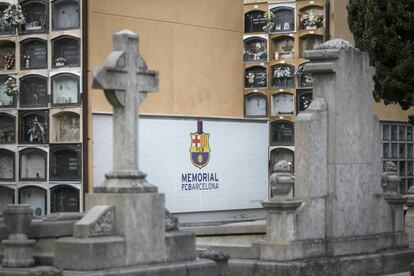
[[306, 25, 317, 30]]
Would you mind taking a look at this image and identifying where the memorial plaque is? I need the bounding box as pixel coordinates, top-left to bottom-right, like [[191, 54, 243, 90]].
[[51, 185, 79, 212], [245, 66, 267, 88], [19, 111, 48, 144], [297, 89, 313, 113], [244, 10, 266, 33], [271, 121, 294, 145], [300, 35, 323, 57], [49, 144, 81, 180], [244, 93, 267, 117], [19, 148, 47, 180], [270, 6, 295, 33], [52, 37, 80, 67], [0, 187, 14, 213], [20, 39, 47, 69], [0, 149, 14, 180], [52, 73, 79, 104], [273, 37, 294, 60], [271, 64, 295, 88], [20, 75, 48, 107], [52, 0, 80, 30], [19, 186, 46, 216], [0, 113, 15, 143], [272, 93, 294, 115], [20, 0, 48, 33], [54, 112, 80, 142], [243, 36, 268, 62]]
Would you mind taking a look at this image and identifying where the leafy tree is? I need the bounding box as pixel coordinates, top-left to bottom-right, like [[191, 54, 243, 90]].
[[347, 0, 414, 114]]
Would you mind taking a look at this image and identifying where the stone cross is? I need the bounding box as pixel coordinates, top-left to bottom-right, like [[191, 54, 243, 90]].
[[93, 30, 158, 193]]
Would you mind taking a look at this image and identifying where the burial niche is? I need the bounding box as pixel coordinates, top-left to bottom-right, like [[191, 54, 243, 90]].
[[19, 0, 48, 33], [0, 41, 16, 71], [272, 93, 294, 115], [52, 111, 79, 142], [244, 10, 266, 33], [0, 75, 17, 107], [244, 93, 267, 117], [49, 144, 81, 181], [270, 148, 294, 170], [0, 113, 15, 143], [19, 75, 48, 107], [20, 38, 47, 69], [0, 186, 14, 212], [271, 64, 295, 88], [18, 186, 46, 216], [297, 89, 313, 113], [245, 66, 267, 88], [52, 36, 80, 68], [19, 110, 48, 144], [51, 185, 79, 212], [19, 148, 47, 180], [52, 0, 80, 30], [0, 4, 16, 35], [52, 73, 80, 105], [271, 120, 294, 145], [297, 63, 313, 87], [243, 36, 267, 62], [269, 6, 295, 33], [0, 149, 14, 181], [299, 6, 323, 30], [272, 36, 295, 60], [300, 35, 323, 58]]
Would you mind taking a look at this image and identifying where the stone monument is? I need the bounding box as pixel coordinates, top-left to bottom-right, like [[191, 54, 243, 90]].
[[53, 30, 218, 275], [229, 39, 414, 276]]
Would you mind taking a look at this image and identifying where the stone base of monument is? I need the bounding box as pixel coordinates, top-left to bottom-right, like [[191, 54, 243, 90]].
[[0, 265, 62, 276], [229, 248, 414, 276], [165, 231, 197, 262]]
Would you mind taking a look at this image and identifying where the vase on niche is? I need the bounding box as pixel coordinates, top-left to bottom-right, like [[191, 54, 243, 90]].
[[306, 25, 317, 30]]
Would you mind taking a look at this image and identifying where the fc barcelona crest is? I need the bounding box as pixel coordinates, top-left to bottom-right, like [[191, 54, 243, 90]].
[[190, 121, 211, 169]]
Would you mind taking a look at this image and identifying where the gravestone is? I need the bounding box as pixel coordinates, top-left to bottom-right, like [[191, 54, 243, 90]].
[[53, 30, 218, 275]]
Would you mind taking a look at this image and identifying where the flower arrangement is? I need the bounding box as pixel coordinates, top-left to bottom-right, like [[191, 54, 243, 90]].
[[296, 66, 313, 86], [244, 41, 267, 61], [262, 12, 276, 32], [55, 57, 66, 67], [3, 53, 14, 70], [300, 10, 323, 28], [2, 4, 25, 26], [3, 77, 18, 97], [273, 66, 293, 79], [246, 71, 255, 85]]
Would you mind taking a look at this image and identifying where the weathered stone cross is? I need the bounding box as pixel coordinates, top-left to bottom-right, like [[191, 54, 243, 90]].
[[92, 30, 158, 193]]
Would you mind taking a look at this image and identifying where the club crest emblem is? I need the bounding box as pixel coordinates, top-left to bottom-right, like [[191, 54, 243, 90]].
[[190, 121, 211, 169]]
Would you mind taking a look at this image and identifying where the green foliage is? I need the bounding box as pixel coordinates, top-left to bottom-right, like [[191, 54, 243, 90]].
[[347, 0, 414, 112]]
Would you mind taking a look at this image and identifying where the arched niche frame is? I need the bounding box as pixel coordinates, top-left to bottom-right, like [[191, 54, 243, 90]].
[[272, 36, 295, 60], [19, 147, 47, 181], [270, 120, 294, 146], [244, 10, 266, 33], [49, 143, 81, 181], [300, 34, 323, 58], [18, 185, 47, 216], [51, 73, 80, 105], [0, 75, 17, 107], [52, 0, 80, 30], [51, 111, 80, 143], [0, 3, 16, 35], [19, 74, 48, 107], [272, 92, 294, 115], [0, 112, 15, 143], [244, 92, 267, 118], [0, 149, 15, 181], [299, 5, 324, 30], [269, 4, 295, 33], [243, 35, 268, 63], [20, 38, 47, 69], [297, 88, 313, 113], [0, 40, 16, 71], [297, 63, 313, 88], [52, 35, 80, 68], [50, 184, 79, 212], [19, 0, 49, 34], [271, 63, 295, 88], [19, 110, 48, 144], [244, 65, 267, 88], [0, 186, 15, 213]]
